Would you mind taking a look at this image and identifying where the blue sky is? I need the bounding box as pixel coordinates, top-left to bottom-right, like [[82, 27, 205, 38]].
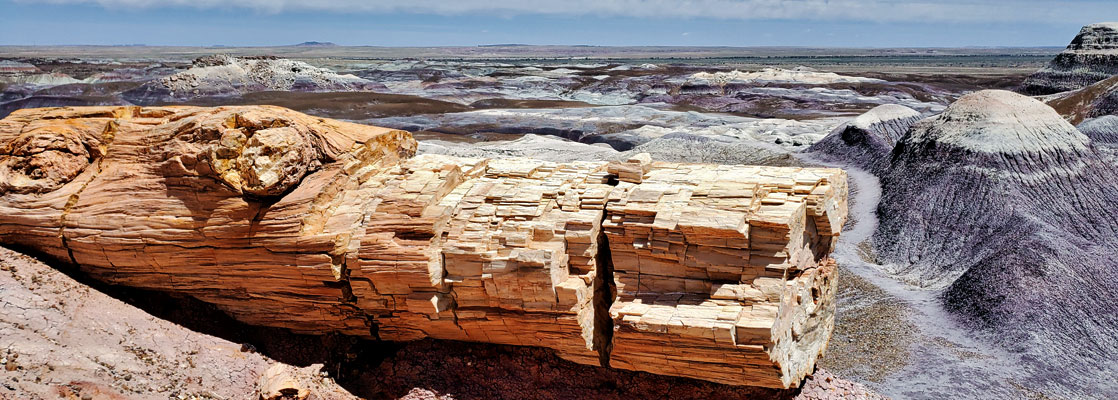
[[1, 1, 1116, 47]]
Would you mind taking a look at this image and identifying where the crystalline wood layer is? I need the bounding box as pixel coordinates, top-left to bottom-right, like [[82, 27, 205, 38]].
[[0, 106, 847, 388]]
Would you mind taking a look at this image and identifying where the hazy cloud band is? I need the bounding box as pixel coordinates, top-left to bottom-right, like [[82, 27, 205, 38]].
[[23, 0, 1117, 23]]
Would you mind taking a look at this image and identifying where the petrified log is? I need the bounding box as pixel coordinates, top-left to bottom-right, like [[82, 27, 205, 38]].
[[0, 106, 847, 388]]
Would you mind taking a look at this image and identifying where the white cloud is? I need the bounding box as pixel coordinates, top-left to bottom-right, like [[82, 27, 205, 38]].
[[21, 0, 1118, 23]]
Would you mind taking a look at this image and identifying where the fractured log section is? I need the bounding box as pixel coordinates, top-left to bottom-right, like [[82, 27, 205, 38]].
[[0, 106, 847, 388]]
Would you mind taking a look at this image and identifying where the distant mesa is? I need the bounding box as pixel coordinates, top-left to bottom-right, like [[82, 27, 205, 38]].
[[1023, 22, 1118, 95], [688, 67, 885, 85], [293, 41, 337, 47], [0, 72, 88, 87], [871, 90, 1118, 375], [806, 104, 922, 172], [0, 60, 39, 74]]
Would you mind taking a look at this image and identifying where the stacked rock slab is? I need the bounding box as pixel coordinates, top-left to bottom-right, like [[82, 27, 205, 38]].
[[341, 155, 613, 364], [603, 156, 846, 387], [0, 106, 847, 388]]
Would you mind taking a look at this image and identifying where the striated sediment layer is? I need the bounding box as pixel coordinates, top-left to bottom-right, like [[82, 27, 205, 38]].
[[1078, 115, 1118, 144], [1023, 22, 1118, 95], [122, 55, 385, 103], [0, 106, 847, 388]]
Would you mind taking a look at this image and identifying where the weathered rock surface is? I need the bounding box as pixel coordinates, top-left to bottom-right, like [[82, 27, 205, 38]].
[[369, 105, 845, 151], [259, 364, 315, 400], [0, 105, 848, 388], [0, 60, 39, 74], [873, 90, 1118, 387], [0, 72, 90, 87], [687, 68, 885, 85], [1023, 22, 1118, 95], [355, 61, 946, 116], [620, 136, 802, 167], [806, 105, 922, 172], [417, 133, 800, 167], [1078, 115, 1118, 164], [418, 134, 620, 163], [122, 55, 385, 103]]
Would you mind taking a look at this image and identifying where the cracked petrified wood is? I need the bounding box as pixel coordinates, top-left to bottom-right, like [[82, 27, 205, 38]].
[[0, 106, 847, 388]]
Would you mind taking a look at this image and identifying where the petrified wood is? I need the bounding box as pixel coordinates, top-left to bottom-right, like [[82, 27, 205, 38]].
[[0, 106, 847, 388]]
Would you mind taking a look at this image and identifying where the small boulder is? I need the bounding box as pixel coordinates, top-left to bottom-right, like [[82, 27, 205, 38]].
[[259, 364, 310, 400]]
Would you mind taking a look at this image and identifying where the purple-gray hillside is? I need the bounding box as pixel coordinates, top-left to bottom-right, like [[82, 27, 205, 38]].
[[873, 90, 1118, 383], [806, 104, 922, 172]]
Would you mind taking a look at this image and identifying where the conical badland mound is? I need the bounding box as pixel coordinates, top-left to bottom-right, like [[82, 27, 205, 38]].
[[873, 90, 1118, 384], [807, 104, 922, 171]]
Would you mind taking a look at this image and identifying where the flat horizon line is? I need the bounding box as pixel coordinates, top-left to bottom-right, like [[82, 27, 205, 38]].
[[0, 44, 1068, 49]]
